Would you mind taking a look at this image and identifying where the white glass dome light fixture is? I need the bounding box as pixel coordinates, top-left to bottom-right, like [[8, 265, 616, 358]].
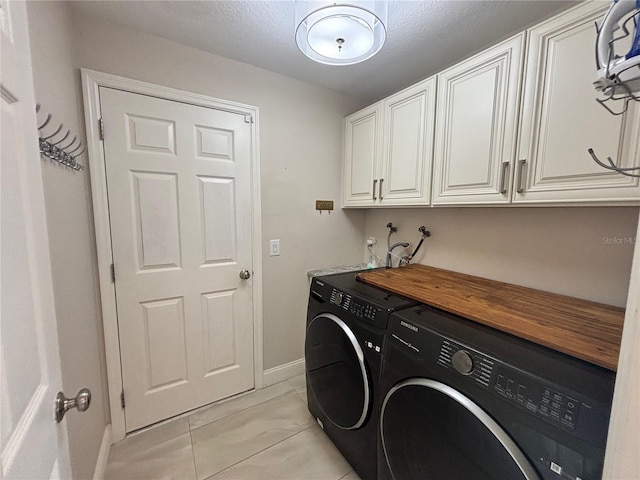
[[295, 1, 388, 66]]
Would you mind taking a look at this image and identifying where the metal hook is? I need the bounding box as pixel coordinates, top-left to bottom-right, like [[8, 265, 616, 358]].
[[588, 148, 640, 177], [51, 129, 71, 146], [595, 96, 630, 115], [38, 113, 52, 131], [59, 135, 77, 151], [71, 146, 86, 159], [68, 141, 83, 155], [42, 123, 64, 141]]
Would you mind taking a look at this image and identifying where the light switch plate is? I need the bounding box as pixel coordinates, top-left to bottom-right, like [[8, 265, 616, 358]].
[[269, 239, 280, 256]]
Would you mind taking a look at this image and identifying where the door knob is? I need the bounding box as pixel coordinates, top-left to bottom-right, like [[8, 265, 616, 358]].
[[239, 269, 251, 280], [55, 388, 91, 423]]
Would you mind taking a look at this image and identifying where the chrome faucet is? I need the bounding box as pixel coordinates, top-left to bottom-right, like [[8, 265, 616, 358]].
[[386, 242, 410, 268]]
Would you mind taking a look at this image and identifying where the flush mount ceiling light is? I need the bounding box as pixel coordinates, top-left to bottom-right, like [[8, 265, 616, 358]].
[[295, 1, 388, 66]]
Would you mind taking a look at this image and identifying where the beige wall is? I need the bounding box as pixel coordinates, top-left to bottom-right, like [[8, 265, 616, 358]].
[[26, 2, 109, 479], [71, 11, 367, 370], [364, 207, 639, 307]]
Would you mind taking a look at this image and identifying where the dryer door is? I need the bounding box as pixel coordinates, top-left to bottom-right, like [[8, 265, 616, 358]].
[[305, 313, 370, 430], [381, 379, 541, 480]]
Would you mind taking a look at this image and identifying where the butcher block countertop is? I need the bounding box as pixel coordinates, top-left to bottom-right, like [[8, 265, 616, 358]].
[[356, 264, 625, 372]]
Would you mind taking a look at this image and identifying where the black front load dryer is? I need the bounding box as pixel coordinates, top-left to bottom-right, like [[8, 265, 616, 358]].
[[378, 305, 615, 480], [305, 271, 417, 480]]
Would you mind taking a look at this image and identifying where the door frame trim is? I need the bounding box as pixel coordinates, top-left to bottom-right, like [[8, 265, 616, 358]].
[[81, 69, 264, 442]]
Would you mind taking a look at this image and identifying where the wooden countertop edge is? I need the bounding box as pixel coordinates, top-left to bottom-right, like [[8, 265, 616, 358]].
[[356, 266, 624, 371]]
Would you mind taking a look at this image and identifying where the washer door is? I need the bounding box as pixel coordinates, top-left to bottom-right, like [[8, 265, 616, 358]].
[[305, 313, 370, 430], [381, 379, 540, 480]]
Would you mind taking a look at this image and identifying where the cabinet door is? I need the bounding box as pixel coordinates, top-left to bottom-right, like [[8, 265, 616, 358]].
[[515, 2, 640, 204], [380, 77, 436, 205], [432, 34, 524, 205], [343, 102, 383, 207]]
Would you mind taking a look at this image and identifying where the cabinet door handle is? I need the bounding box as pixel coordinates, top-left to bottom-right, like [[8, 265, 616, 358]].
[[379, 178, 384, 201], [499, 161, 510, 194], [516, 159, 527, 194], [373, 179, 377, 200]]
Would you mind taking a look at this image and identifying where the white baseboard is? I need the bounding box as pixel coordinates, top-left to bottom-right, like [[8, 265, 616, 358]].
[[263, 358, 305, 387], [93, 425, 112, 480]]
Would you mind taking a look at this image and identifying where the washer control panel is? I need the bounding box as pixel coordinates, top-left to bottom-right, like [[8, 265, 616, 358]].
[[330, 288, 381, 323], [493, 367, 580, 431], [438, 338, 582, 433], [438, 340, 494, 388]]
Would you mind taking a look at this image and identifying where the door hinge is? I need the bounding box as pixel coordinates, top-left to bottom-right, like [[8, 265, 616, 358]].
[[244, 114, 253, 124], [99, 118, 105, 140], [120, 390, 125, 409], [110, 263, 116, 283]]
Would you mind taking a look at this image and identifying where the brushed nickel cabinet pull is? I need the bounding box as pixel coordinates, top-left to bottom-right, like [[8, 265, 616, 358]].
[[373, 179, 378, 200], [499, 161, 510, 194], [516, 159, 527, 194], [379, 178, 384, 201]]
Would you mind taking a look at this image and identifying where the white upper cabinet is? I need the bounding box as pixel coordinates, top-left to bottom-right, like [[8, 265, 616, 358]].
[[432, 33, 525, 205], [343, 102, 383, 207], [380, 77, 436, 205], [343, 78, 436, 207], [515, 1, 640, 203], [343, 2, 639, 208]]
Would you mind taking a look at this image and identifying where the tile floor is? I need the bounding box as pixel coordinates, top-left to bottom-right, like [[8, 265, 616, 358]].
[[105, 375, 361, 480]]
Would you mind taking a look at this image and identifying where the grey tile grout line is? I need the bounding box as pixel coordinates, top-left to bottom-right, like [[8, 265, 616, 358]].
[[293, 388, 306, 404], [131, 385, 260, 438], [201, 424, 317, 480], [153, 387, 297, 480], [192, 389, 312, 480], [107, 381, 309, 480], [338, 470, 357, 480], [189, 424, 199, 480], [189, 381, 299, 432], [187, 387, 284, 431], [134, 381, 293, 439], [189, 388, 300, 434]]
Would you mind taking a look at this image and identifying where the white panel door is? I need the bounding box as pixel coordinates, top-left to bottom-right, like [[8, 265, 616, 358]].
[[380, 78, 436, 205], [433, 34, 524, 205], [100, 88, 254, 432], [343, 102, 382, 207], [515, 2, 640, 203], [1, 0, 71, 478]]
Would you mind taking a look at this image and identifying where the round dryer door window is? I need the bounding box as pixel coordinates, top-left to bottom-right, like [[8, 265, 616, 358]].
[[381, 379, 540, 480], [305, 313, 370, 430]]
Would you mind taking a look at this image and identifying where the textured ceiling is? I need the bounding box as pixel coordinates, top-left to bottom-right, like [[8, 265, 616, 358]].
[[68, 0, 581, 102]]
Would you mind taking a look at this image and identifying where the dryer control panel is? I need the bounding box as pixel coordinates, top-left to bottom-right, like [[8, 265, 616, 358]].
[[310, 273, 417, 330], [330, 288, 381, 323]]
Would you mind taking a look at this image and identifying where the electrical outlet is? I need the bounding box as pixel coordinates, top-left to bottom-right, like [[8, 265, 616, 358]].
[[367, 237, 377, 246], [269, 239, 280, 256]]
